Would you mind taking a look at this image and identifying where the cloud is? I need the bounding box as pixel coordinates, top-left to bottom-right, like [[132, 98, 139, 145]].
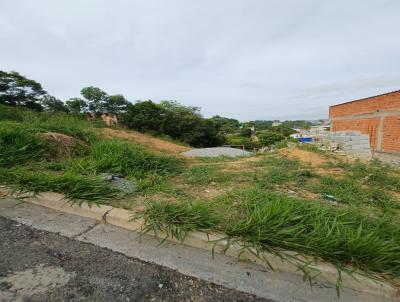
[[0, 0, 399, 121]]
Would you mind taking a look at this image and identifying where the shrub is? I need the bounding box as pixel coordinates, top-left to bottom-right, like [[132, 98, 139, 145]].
[[257, 131, 285, 146], [226, 134, 255, 149]]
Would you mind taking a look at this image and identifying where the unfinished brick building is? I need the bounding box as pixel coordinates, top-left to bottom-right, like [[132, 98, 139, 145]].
[[329, 90, 400, 154]]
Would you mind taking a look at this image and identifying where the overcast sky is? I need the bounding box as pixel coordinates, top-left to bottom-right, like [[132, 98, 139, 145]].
[[1, 1, 399, 121]]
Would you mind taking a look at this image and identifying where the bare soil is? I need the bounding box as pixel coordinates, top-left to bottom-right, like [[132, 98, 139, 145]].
[[278, 148, 331, 167], [100, 128, 190, 155]]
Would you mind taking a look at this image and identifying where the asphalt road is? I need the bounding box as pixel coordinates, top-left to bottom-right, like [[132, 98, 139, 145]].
[[0, 216, 270, 302]]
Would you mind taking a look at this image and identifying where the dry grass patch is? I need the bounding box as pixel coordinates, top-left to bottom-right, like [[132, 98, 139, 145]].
[[39, 132, 87, 159], [279, 148, 331, 167], [99, 128, 190, 155]]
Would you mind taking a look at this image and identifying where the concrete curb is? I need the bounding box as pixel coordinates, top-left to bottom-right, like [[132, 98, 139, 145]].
[[5, 188, 399, 299]]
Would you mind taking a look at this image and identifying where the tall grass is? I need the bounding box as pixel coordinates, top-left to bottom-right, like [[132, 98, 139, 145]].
[[0, 167, 121, 202], [0, 104, 97, 142], [22, 113, 97, 143], [66, 139, 182, 177], [311, 176, 397, 208], [219, 190, 400, 278], [139, 201, 221, 242], [140, 189, 400, 282], [0, 122, 49, 165]]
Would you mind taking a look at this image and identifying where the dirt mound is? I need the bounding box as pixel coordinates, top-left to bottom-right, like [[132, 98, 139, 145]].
[[39, 132, 86, 158], [279, 148, 330, 167], [99, 128, 190, 155]]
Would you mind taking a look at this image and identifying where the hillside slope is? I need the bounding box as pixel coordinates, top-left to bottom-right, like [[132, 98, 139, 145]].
[[99, 128, 191, 156]]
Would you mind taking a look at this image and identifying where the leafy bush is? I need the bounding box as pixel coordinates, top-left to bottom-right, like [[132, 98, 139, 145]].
[[226, 134, 255, 149], [257, 130, 285, 146], [125, 100, 223, 147]]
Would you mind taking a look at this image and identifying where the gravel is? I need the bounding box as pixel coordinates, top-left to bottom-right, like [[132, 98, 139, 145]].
[[181, 147, 254, 158]]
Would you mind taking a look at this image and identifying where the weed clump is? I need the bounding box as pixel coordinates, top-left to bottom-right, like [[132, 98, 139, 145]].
[[139, 201, 221, 242], [67, 139, 182, 177], [0, 167, 121, 202], [0, 122, 49, 165], [145, 189, 400, 280]]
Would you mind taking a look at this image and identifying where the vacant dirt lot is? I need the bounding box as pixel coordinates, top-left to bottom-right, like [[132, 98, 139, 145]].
[[100, 128, 190, 155]]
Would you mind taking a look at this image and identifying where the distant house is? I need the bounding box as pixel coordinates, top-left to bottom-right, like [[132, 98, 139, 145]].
[[101, 114, 118, 126], [271, 121, 281, 127], [329, 90, 400, 154]]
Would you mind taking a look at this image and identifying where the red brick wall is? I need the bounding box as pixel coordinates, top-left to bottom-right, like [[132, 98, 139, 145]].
[[331, 118, 380, 149], [382, 116, 400, 152], [329, 90, 400, 153], [330, 91, 400, 117]]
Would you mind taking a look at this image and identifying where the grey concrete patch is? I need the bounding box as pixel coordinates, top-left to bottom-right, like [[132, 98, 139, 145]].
[[78, 223, 395, 302], [181, 147, 254, 157], [0, 216, 268, 302], [0, 197, 23, 209], [1, 198, 398, 302], [0, 264, 74, 301], [0, 200, 96, 237]]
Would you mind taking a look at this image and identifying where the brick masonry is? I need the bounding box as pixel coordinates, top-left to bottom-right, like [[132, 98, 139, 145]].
[[329, 90, 400, 154]]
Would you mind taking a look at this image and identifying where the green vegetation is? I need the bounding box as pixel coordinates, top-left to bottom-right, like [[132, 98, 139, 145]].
[[0, 167, 120, 202], [0, 105, 182, 202], [66, 139, 181, 177], [1, 70, 399, 290], [125, 100, 223, 147], [138, 150, 400, 288], [140, 201, 220, 242]]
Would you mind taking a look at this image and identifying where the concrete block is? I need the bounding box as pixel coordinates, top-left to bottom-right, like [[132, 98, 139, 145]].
[[0, 198, 22, 209], [106, 208, 142, 231]]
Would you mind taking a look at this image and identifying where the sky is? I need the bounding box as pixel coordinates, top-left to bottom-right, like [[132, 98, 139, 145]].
[[1, 0, 400, 121]]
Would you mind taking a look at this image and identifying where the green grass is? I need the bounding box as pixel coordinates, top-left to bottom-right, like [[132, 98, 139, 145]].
[[310, 176, 397, 208], [0, 122, 50, 165], [0, 104, 97, 143], [140, 189, 400, 283], [182, 166, 229, 185], [219, 190, 400, 279], [343, 159, 400, 191], [139, 201, 221, 242], [0, 105, 183, 202], [297, 143, 326, 154], [0, 167, 121, 202], [253, 155, 301, 169], [65, 139, 182, 178]]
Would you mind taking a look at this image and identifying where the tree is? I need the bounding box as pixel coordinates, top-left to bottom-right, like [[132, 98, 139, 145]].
[[40, 95, 69, 113], [0, 70, 46, 110], [66, 98, 88, 114], [103, 94, 129, 115], [124, 100, 223, 147], [240, 127, 252, 138], [80, 86, 108, 114], [124, 100, 167, 133], [209, 115, 240, 134], [257, 131, 285, 146]]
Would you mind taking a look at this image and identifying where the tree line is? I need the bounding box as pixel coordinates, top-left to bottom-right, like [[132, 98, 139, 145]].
[[0, 70, 311, 148]]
